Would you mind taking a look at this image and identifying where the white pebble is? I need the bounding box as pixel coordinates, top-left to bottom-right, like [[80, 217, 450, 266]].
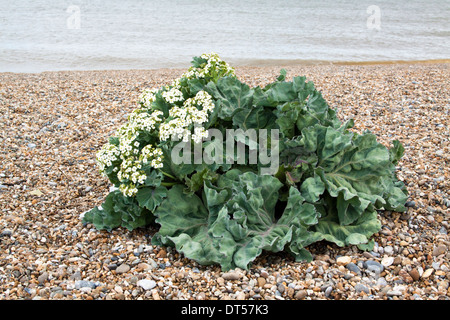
[[137, 279, 156, 291]]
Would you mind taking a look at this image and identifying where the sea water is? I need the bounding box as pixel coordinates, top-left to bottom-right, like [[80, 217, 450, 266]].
[[0, 0, 448, 72]]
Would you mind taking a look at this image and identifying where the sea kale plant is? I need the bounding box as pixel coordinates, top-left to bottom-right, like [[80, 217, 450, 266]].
[[83, 53, 408, 270]]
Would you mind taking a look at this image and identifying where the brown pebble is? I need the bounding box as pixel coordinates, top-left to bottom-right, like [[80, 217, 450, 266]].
[[399, 269, 414, 283], [432, 244, 447, 256], [222, 271, 242, 281], [260, 270, 269, 278], [409, 268, 420, 281], [287, 287, 295, 298], [156, 249, 167, 258], [295, 290, 307, 300], [115, 293, 125, 300], [257, 277, 266, 287], [393, 256, 402, 265]]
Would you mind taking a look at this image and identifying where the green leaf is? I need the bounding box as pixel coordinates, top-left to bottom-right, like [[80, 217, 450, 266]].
[[160, 144, 196, 181], [184, 167, 219, 194], [300, 175, 325, 203], [292, 76, 315, 101], [136, 186, 168, 211], [277, 69, 287, 82], [152, 184, 209, 246], [266, 82, 298, 104], [142, 169, 163, 187], [187, 78, 206, 95], [83, 190, 153, 231], [389, 140, 404, 165], [233, 106, 276, 130], [296, 91, 341, 131], [191, 56, 207, 68], [205, 77, 253, 121], [313, 206, 382, 248], [303, 125, 392, 225], [275, 101, 303, 139]]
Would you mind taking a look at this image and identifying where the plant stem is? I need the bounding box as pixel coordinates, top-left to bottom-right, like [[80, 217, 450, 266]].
[[160, 182, 178, 187], [158, 170, 177, 180]]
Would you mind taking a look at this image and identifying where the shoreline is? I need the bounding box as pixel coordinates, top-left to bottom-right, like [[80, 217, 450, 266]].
[[1, 58, 449, 75]]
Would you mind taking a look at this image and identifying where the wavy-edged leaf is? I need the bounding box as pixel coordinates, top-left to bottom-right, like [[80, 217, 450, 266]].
[[313, 204, 382, 248], [152, 184, 209, 246], [83, 190, 153, 231], [136, 186, 168, 211], [205, 77, 253, 121]]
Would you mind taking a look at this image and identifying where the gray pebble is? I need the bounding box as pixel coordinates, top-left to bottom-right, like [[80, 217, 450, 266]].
[[107, 263, 117, 270], [115, 263, 130, 274], [277, 283, 285, 294], [38, 272, 48, 284], [346, 262, 361, 275], [1, 229, 13, 237], [405, 201, 416, 208], [443, 199, 450, 208], [376, 277, 388, 288], [354, 283, 370, 294], [147, 258, 158, 270], [384, 246, 394, 255], [70, 271, 82, 281], [363, 260, 384, 273], [53, 224, 66, 232], [75, 280, 98, 289]]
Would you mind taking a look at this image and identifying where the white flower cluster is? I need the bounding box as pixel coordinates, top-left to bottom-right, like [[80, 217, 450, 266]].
[[116, 144, 163, 197], [96, 143, 121, 174], [181, 52, 235, 80], [159, 90, 214, 143], [139, 88, 158, 109], [140, 144, 164, 169], [116, 110, 163, 157], [162, 87, 184, 104], [97, 109, 164, 197], [96, 52, 232, 197]]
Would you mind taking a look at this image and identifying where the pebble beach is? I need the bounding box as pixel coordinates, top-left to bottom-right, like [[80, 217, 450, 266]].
[[0, 62, 449, 300]]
